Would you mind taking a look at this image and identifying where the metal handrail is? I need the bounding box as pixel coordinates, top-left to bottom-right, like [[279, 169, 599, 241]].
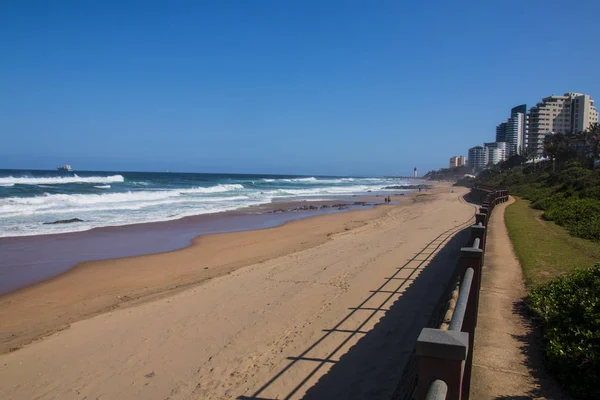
[[425, 379, 448, 400], [449, 267, 474, 331]]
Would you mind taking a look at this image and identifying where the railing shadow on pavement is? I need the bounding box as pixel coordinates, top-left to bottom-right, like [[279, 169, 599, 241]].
[[238, 220, 474, 400]]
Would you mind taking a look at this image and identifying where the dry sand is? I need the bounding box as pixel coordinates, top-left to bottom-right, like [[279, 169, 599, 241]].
[[0, 183, 476, 399]]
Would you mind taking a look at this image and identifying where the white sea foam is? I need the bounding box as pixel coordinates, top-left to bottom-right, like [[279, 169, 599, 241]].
[[281, 177, 318, 182], [0, 184, 247, 216], [0, 174, 125, 185], [0, 175, 419, 237], [179, 184, 244, 194], [0, 183, 15, 187]]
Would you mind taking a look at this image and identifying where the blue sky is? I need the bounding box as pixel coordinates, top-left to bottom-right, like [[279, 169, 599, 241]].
[[1, 1, 599, 176]]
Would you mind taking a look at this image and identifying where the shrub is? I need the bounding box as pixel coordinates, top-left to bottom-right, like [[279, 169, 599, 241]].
[[543, 198, 600, 241], [528, 265, 600, 398]]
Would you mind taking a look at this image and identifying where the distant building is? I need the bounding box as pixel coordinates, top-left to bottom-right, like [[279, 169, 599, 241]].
[[528, 93, 599, 156], [496, 104, 527, 156], [449, 156, 459, 168], [484, 142, 508, 165], [506, 112, 525, 155], [468, 146, 487, 169], [495, 122, 507, 143], [414, 167, 418, 178], [449, 155, 467, 168]]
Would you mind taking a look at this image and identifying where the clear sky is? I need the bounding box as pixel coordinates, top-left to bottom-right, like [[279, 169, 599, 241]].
[[1, 1, 599, 176]]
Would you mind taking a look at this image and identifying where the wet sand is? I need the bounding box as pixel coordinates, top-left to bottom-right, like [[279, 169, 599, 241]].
[[0, 198, 395, 354], [0, 199, 382, 294], [1, 183, 474, 399]]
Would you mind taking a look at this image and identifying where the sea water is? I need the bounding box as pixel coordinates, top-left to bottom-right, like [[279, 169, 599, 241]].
[[0, 170, 415, 237]]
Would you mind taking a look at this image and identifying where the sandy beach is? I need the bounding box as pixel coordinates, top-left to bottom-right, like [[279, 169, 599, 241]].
[[0, 183, 476, 399]]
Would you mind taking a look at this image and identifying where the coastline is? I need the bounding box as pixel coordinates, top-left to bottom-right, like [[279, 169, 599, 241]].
[[0, 190, 430, 354], [0, 182, 475, 400], [0, 195, 411, 295]]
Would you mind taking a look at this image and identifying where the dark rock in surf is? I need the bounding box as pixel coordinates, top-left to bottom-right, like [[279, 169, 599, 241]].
[[43, 218, 84, 225]]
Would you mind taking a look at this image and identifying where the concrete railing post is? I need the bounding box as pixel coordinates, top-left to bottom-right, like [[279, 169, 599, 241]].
[[470, 224, 486, 251], [458, 248, 483, 399], [478, 207, 488, 226], [475, 213, 486, 225], [416, 329, 469, 400]]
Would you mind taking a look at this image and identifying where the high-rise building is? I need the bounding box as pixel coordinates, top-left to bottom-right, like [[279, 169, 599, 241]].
[[449, 156, 459, 168], [528, 93, 598, 156], [484, 142, 508, 165], [468, 146, 487, 169], [506, 112, 525, 155], [496, 122, 507, 143], [496, 104, 527, 156], [449, 155, 467, 168]]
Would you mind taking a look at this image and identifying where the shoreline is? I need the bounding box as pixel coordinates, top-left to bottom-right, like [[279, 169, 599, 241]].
[[0, 183, 474, 399], [0, 194, 411, 295], [0, 189, 436, 354]]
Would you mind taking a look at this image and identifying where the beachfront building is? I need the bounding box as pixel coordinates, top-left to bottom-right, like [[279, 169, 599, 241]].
[[495, 122, 507, 143], [449, 155, 467, 168], [449, 156, 458, 168], [484, 142, 508, 165], [528, 93, 599, 156], [496, 104, 527, 156], [506, 112, 525, 155], [468, 146, 487, 169]]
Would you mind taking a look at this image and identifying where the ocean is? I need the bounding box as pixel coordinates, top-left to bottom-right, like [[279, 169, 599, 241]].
[[0, 169, 416, 238]]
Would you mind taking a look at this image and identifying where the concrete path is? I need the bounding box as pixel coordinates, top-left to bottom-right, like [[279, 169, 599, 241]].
[[470, 197, 569, 399]]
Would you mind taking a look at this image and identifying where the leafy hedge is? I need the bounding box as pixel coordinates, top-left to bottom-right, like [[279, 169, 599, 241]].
[[528, 265, 600, 398], [543, 198, 600, 240], [478, 165, 600, 241]]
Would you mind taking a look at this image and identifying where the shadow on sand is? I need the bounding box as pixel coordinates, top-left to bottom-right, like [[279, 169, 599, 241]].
[[239, 222, 472, 400]]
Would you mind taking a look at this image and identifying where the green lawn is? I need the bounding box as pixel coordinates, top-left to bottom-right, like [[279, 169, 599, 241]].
[[505, 197, 600, 288]]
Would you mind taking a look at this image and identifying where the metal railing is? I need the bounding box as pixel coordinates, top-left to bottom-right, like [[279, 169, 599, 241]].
[[413, 187, 508, 400]]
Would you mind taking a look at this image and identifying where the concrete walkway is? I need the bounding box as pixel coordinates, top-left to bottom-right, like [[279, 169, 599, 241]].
[[470, 197, 569, 400]]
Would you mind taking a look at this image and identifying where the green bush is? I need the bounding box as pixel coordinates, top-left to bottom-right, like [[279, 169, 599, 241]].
[[544, 198, 600, 241], [528, 265, 600, 398], [478, 164, 600, 241]]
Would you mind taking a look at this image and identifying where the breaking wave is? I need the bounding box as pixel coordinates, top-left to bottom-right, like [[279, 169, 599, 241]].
[[0, 174, 125, 185]]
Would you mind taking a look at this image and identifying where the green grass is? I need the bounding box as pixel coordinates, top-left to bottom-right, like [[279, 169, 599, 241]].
[[505, 197, 600, 288]]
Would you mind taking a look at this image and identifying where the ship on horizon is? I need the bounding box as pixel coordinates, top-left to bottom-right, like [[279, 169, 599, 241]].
[[57, 164, 73, 172]]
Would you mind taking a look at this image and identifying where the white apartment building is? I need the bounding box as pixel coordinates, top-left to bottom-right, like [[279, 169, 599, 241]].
[[528, 92, 599, 156], [468, 146, 487, 169], [505, 113, 525, 156], [458, 155, 466, 166], [484, 142, 508, 165], [496, 105, 527, 156]]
